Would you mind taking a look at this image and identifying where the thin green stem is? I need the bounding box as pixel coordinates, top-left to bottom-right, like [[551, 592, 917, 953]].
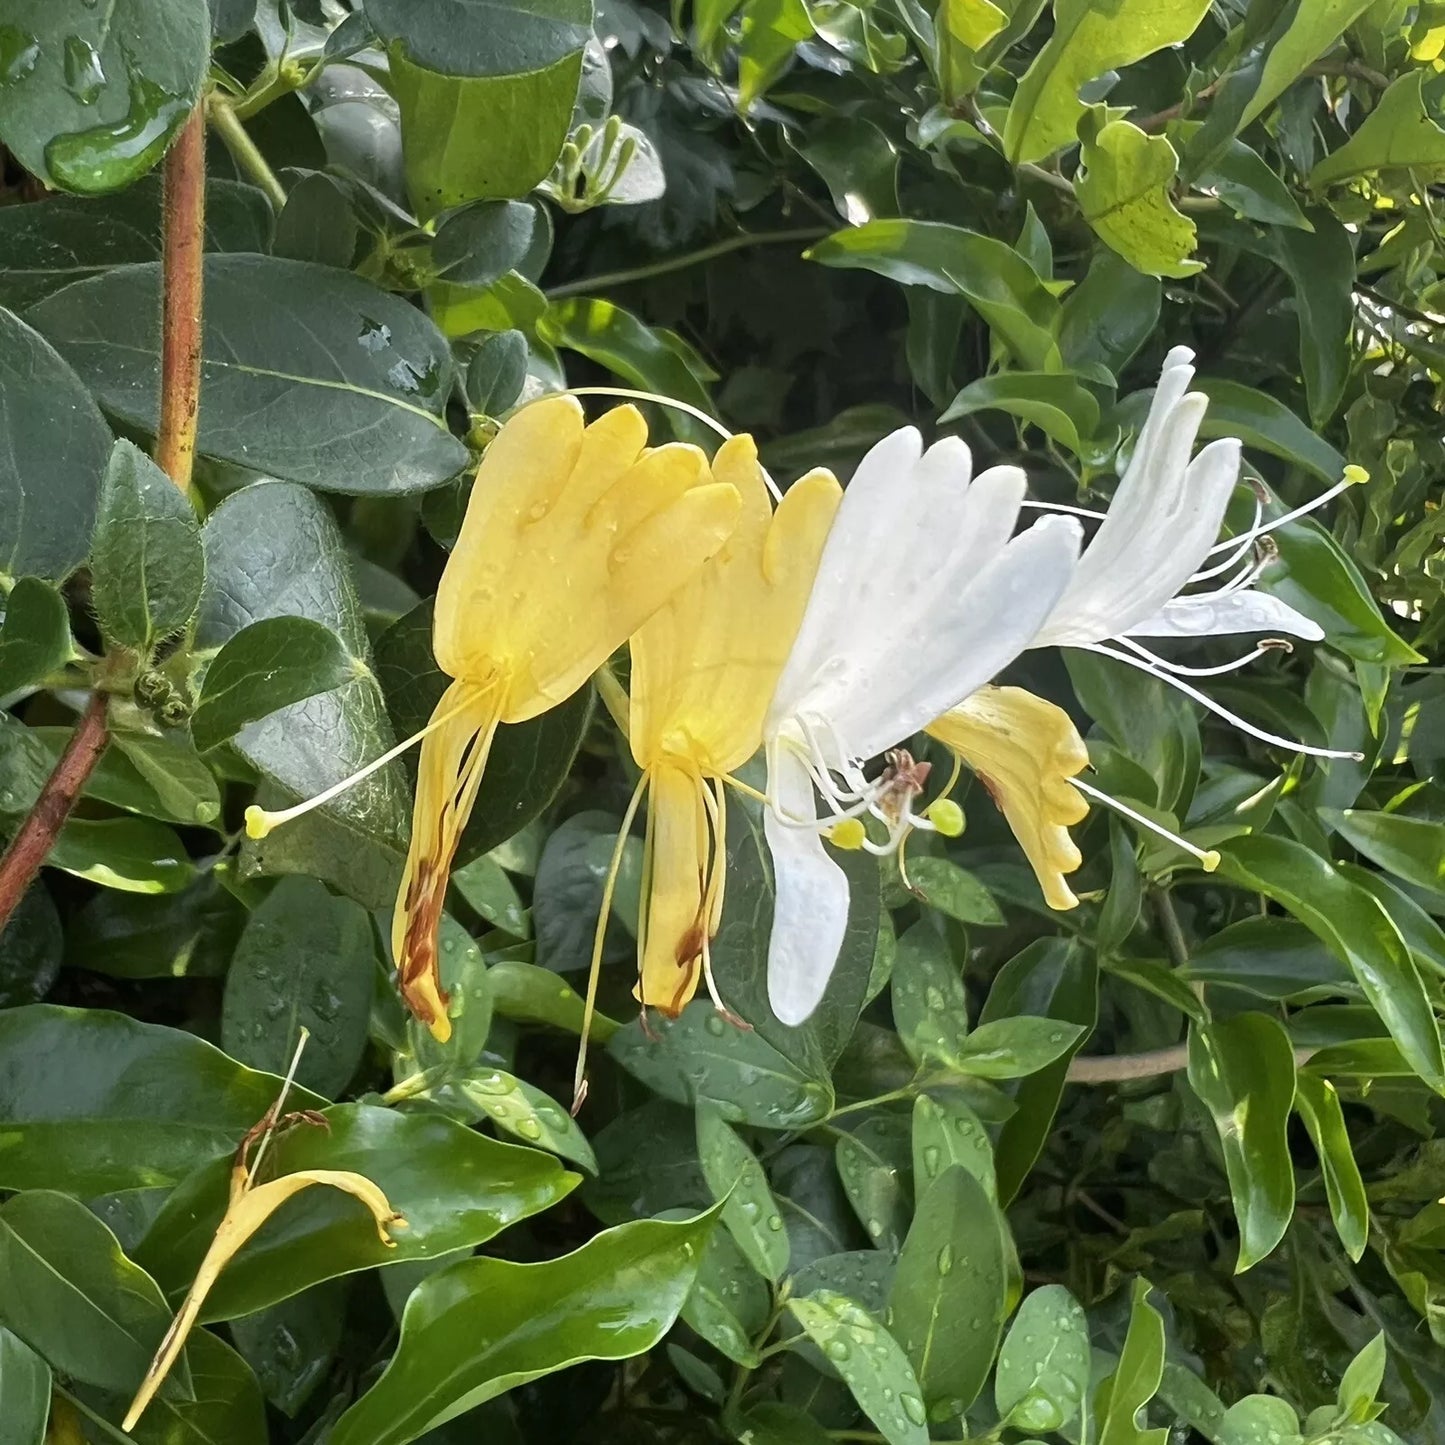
[[545, 228, 828, 299], [1154, 889, 1191, 972], [826, 1084, 922, 1122], [722, 1293, 790, 1422], [206, 94, 286, 210]]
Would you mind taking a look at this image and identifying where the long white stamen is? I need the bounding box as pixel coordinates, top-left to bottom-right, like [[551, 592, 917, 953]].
[[1189, 494, 1263, 582], [1071, 777, 1221, 870], [1214, 541, 1276, 597], [1021, 499, 1108, 523], [1083, 643, 1364, 759], [1118, 636, 1292, 677], [1203, 475, 1356, 556], [561, 386, 784, 502]]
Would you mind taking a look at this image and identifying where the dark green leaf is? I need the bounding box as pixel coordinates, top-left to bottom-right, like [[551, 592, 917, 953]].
[[889, 1167, 1008, 1416], [328, 1211, 715, 1445], [1194, 380, 1345, 485], [681, 1227, 769, 1366], [228, 1283, 345, 1418], [836, 1113, 912, 1252], [0, 578, 71, 694], [28, 257, 467, 493], [433, 200, 536, 287], [364, 0, 592, 77], [789, 1290, 928, 1445], [437, 1068, 596, 1171], [941, 371, 1100, 456], [221, 876, 375, 1097], [137, 1104, 578, 1320], [0, 0, 208, 193], [0, 308, 109, 582], [1187, 1014, 1298, 1271], [1056, 250, 1159, 374], [697, 1104, 790, 1281], [0, 883, 61, 1008], [0, 1004, 325, 1195], [49, 816, 197, 895], [1220, 836, 1444, 1088], [1193, 139, 1312, 229], [0, 1326, 50, 1445], [464, 329, 528, 416], [955, 1016, 1085, 1079], [891, 922, 970, 1070], [910, 1092, 994, 1198], [90, 439, 204, 651], [192, 616, 356, 754], [1270, 212, 1355, 424], [1325, 808, 1445, 898], [906, 855, 1003, 926]]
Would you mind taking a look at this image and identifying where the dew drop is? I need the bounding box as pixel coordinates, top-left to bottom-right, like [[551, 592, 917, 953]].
[[62, 35, 105, 104], [824, 1338, 850, 1361], [703, 1013, 727, 1037], [900, 1393, 927, 1425], [766, 1213, 784, 1232], [937, 1244, 954, 1275], [921, 1144, 941, 1177], [0, 27, 39, 85], [515, 1117, 543, 1140]]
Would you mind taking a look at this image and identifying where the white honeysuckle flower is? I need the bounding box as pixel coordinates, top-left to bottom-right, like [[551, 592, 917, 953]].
[[760, 426, 1083, 1026]]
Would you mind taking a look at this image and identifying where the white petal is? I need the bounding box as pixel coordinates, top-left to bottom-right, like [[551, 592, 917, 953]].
[[764, 745, 850, 1026], [840, 512, 1083, 760], [1126, 588, 1326, 641]]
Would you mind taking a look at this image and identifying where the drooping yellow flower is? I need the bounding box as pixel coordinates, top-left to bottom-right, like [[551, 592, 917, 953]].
[[624, 435, 841, 1018], [925, 685, 1091, 909], [393, 397, 741, 1039]]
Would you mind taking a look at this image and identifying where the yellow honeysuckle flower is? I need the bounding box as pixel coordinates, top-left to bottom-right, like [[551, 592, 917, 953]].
[[625, 435, 841, 1020], [925, 685, 1091, 910], [249, 397, 742, 1043], [397, 397, 742, 1039]]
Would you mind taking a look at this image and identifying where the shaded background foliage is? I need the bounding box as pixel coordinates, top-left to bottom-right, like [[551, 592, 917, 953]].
[[0, 0, 1443, 1442]]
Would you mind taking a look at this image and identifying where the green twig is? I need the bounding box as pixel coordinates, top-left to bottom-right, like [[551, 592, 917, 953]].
[[206, 93, 287, 210]]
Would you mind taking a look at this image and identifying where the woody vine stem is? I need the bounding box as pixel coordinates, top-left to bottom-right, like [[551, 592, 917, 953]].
[[0, 104, 207, 934]]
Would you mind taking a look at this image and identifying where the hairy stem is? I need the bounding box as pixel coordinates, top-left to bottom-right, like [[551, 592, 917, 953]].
[[206, 93, 287, 210], [155, 104, 207, 494], [0, 692, 109, 931], [545, 228, 828, 300]]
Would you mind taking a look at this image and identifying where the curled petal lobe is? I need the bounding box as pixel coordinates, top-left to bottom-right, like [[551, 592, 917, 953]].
[[764, 740, 850, 1026], [927, 686, 1090, 910], [1127, 589, 1325, 641], [392, 679, 504, 1042], [636, 761, 710, 1018]]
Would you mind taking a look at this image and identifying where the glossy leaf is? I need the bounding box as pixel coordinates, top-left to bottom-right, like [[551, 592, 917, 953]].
[[365, 0, 592, 77], [891, 922, 970, 1069], [910, 1092, 994, 1198], [697, 1104, 790, 1280], [941, 371, 1100, 456], [28, 257, 467, 493], [48, 815, 197, 895], [1187, 1014, 1298, 1271], [996, 1284, 1091, 1433], [137, 1104, 577, 1320], [1220, 835, 1444, 1088], [1271, 212, 1356, 424], [1294, 1073, 1369, 1262], [1194, 380, 1345, 485], [1325, 808, 1445, 898], [836, 1113, 912, 1252], [889, 1165, 1007, 1416], [439, 1068, 597, 1171], [906, 855, 1003, 926], [1311, 71, 1445, 186], [328, 1212, 716, 1445], [1096, 1278, 1167, 1445]]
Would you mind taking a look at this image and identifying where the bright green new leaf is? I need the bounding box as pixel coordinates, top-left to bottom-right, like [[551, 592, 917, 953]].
[[1003, 0, 1210, 162], [1294, 1074, 1369, 1262], [1075, 122, 1203, 279], [738, 0, 813, 110], [1096, 1279, 1168, 1445], [1325, 808, 1445, 898], [1187, 1014, 1298, 1271], [1311, 71, 1445, 187], [1237, 0, 1377, 132], [942, 371, 1101, 456]]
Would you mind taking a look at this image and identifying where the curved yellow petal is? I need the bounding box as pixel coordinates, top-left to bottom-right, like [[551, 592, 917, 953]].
[[634, 760, 709, 1017], [392, 678, 503, 1041], [926, 685, 1090, 910]]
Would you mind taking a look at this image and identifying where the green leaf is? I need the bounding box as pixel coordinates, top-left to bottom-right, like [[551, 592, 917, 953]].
[[0, 1189, 177, 1395], [49, 816, 197, 895], [220, 876, 375, 1098], [328, 1212, 716, 1445], [1194, 379, 1346, 485], [1104, 956, 1209, 1023], [137, 1103, 577, 1320], [1270, 213, 1356, 424], [608, 1001, 834, 1130], [192, 616, 356, 754], [955, 1016, 1085, 1079], [891, 922, 970, 1069], [941, 371, 1100, 456], [0, 883, 60, 1009], [464, 329, 528, 416], [789, 1290, 929, 1445], [228, 1282, 344, 1418], [538, 297, 720, 447], [199, 482, 410, 908], [374, 597, 591, 866], [0, 308, 109, 583], [1324, 808, 1445, 898], [910, 1092, 995, 1198], [697, 1104, 790, 1281], [807, 220, 1061, 371], [1294, 1074, 1369, 1262], [0, 177, 272, 309], [0, 0, 208, 193], [1193, 139, 1312, 229], [438, 1068, 597, 1172], [0, 1004, 325, 1195], [365, 0, 592, 76], [996, 1284, 1091, 1433], [0, 578, 71, 694], [1076, 123, 1203, 279], [1310, 71, 1445, 187], [90, 440, 203, 652], [1217, 1396, 1303, 1445], [27, 256, 467, 493], [681, 1227, 769, 1366], [889, 1164, 1008, 1415], [1002, 0, 1210, 162], [451, 854, 529, 936], [486, 957, 620, 1041], [836, 1114, 913, 1251], [432, 199, 537, 287], [1056, 249, 1159, 375], [1185, 916, 1350, 999], [391, 49, 582, 218], [1219, 835, 1445, 1088], [906, 855, 1004, 926], [737, 0, 814, 110], [1186, 1014, 1298, 1271], [1238, 0, 1376, 131], [1096, 1278, 1167, 1445], [0, 1326, 50, 1445], [1336, 1332, 1386, 1421]]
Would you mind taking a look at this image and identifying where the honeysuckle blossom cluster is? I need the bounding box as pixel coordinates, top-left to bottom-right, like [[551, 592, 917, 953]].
[[247, 348, 1361, 1084]]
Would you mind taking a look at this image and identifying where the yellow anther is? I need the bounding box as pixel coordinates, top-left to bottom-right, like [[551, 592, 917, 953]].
[[244, 805, 273, 840], [925, 799, 965, 837], [828, 818, 867, 850], [1342, 464, 1370, 486], [1200, 850, 1221, 872]]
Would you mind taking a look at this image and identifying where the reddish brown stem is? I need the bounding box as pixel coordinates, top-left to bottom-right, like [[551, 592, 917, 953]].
[[154, 105, 207, 493], [0, 693, 109, 931]]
